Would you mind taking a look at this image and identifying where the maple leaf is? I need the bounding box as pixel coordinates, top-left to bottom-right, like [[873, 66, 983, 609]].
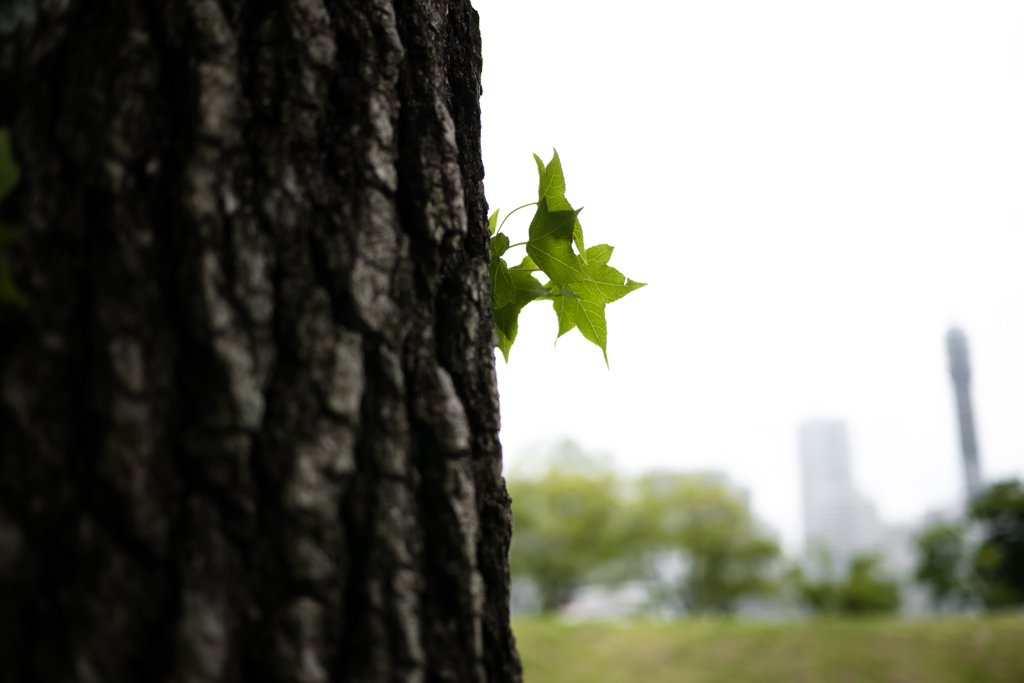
[[494, 259, 551, 362], [490, 232, 510, 259], [534, 150, 586, 262], [487, 151, 646, 366], [548, 280, 576, 337], [569, 258, 646, 305], [525, 197, 585, 288], [547, 277, 610, 366], [489, 257, 516, 309], [584, 243, 614, 266], [545, 244, 646, 368]]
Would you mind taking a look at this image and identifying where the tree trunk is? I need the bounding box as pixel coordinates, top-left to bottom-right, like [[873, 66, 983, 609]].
[[0, 1, 521, 681]]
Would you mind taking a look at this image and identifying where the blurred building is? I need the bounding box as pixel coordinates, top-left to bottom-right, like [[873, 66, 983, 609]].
[[797, 421, 934, 614], [799, 420, 881, 578]]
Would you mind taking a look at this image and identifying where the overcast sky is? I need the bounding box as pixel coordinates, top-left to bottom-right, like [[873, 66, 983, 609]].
[[474, 0, 1024, 551]]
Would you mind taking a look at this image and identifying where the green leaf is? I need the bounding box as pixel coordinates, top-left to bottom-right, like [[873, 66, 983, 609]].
[[573, 298, 609, 368], [570, 260, 647, 305], [496, 152, 648, 367], [573, 222, 586, 263], [587, 243, 614, 266], [548, 280, 608, 367], [537, 150, 567, 209], [550, 281, 577, 338], [525, 198, 586, 288], [490, 232, 510, 259], [489, 257, 516, 309], [494, 265, 551, 362], [512, 257, 552, 299], [535, 149, 586, 263], [549, 243, 644, 306], [494, 312, 515, 362], [546, 242, 645, 367], [488, 209, 500, 235]]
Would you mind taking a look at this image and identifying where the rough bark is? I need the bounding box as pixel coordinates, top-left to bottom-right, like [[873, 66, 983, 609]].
[[0, 1, 521, 682]]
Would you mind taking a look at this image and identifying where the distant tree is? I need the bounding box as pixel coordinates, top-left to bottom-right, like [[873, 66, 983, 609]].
[[786, 551, 837, 614], [914, 522, 974, 610], [791, 553, 900, 616], [791, 571, 837, 613], [838, 555, 901, 614], [509, 457, 782, 616], [971, 479, 1024, 609], [507, 447, 632, 612], [636, 474, 780, 614]]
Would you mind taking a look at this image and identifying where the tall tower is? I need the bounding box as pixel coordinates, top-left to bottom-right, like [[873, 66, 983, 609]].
[[799, 420, 880, 577], [946, 327, 982, 501]]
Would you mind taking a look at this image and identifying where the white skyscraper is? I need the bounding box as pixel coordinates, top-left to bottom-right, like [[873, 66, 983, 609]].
[[799, 420, 881, 578]]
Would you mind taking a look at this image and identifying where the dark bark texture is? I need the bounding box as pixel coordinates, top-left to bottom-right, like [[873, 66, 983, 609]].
[[0, 1, 521, 681]]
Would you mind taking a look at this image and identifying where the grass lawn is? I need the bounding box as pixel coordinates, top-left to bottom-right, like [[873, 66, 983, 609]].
[[513, 614, 1024, 683]]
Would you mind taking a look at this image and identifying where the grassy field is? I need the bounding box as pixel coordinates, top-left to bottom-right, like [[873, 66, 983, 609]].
[[513, 614, 1024, 683]]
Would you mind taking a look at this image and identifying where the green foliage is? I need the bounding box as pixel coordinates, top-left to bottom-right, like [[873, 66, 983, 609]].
[[633, 473, 780, 614], [839, 554, 901, 614], [970, 479, 1024, 609], [790, 552, 900, 616], [908, 480, 1024, 612], [493, 258, 551, 362], [914, 521, 975, 610], [507, 446, 635, 612], [0, 128, 26, 305], [489, 151, 645, 365], [507, 449, 779, 615]]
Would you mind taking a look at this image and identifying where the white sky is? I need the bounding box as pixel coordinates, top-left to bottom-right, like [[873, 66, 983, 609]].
[[475, 0, 1024, 552]]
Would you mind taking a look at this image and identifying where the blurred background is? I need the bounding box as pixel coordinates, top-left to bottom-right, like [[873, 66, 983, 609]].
[[475, 0, 1024, 679]]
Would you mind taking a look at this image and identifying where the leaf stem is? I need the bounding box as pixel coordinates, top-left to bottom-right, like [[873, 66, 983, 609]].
[[508, 267, 541, 272], [496, 202, 538, 234], [506, 242, 529, 249]]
